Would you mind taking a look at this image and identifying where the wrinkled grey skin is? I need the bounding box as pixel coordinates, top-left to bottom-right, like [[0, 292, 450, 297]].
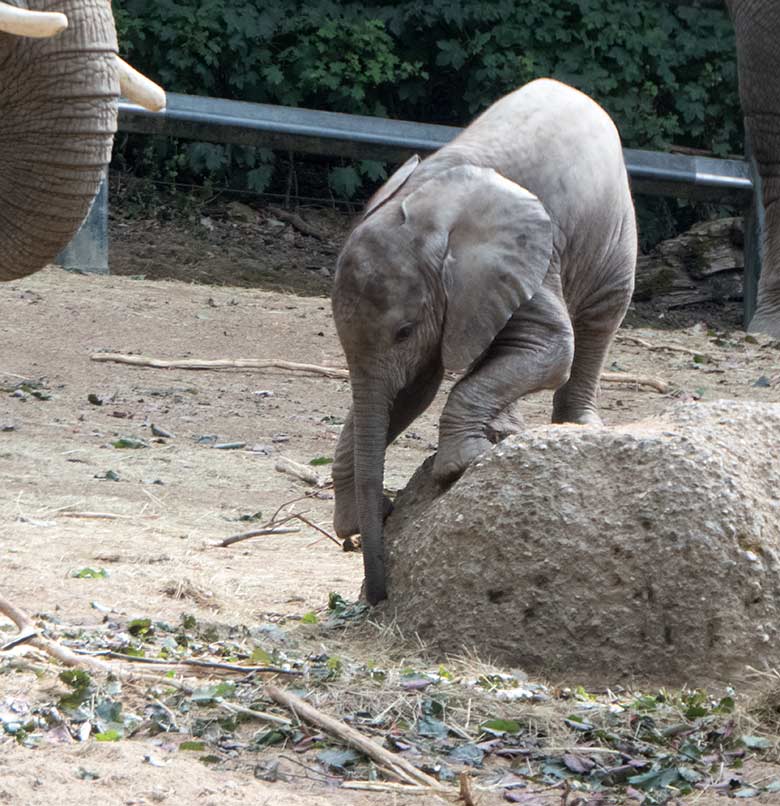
[[724, 0, 780, 336], [331, 79, 638, 605], [0, 0, 119, 281]]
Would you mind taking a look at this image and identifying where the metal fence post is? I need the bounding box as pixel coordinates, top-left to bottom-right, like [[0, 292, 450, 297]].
[[743, 137, 765, 328], [56, 168, 109, 275]]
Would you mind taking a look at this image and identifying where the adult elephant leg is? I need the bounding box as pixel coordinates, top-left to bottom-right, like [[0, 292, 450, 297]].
[[727, 0, 780, 336], [434, 279, 574, 484], [332, 360, 443, 538], [0, 0, 119, 281]]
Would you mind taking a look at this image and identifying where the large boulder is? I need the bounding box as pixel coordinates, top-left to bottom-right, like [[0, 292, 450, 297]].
[[382, 400, 780, 685]]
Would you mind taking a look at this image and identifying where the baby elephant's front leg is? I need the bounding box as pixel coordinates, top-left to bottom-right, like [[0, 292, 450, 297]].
[[434, 285, 574, 483]]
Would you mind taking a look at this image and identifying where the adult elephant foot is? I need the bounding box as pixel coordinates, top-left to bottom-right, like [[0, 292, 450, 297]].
[[747, 307, 780, 339]]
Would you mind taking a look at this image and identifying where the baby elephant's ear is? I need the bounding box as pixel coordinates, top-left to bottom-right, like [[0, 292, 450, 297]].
[[402, 165, 553, 371], [363, 154, 420, 219]]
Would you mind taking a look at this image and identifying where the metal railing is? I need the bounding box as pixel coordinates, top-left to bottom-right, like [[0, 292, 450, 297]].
[[62, 92, 763, 323]]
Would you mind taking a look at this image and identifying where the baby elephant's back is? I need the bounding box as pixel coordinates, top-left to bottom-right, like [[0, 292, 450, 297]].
[[454, 79, 630, 231], [448, 78, 635, 311]]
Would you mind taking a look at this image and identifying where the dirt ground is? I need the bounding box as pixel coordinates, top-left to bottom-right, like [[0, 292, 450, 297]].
[[2, 204, 780, 805]]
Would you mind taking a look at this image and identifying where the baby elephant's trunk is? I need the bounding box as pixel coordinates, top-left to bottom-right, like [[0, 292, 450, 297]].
[[351, 383, 391, 605]]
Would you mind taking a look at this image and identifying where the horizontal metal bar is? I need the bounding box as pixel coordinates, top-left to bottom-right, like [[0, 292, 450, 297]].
[[118, 93, 754, 204]]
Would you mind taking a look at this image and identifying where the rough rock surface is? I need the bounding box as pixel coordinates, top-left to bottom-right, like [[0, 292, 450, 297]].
[[382, 400, 780, 685]]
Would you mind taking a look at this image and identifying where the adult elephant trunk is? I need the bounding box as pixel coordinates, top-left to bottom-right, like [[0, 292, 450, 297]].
[[0, 0, 119, 281], [351, 379, 391, 606], [727, 0, 780, 335]]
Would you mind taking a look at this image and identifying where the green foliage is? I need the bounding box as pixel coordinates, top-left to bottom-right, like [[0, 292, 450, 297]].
[[113, 0, 742, 232]]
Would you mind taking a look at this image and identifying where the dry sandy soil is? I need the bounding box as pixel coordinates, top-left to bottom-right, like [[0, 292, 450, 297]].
[[2, 205, 780, 805]]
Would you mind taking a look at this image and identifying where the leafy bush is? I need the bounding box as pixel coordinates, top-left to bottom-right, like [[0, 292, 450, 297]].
[[113, 0, 741, 235]]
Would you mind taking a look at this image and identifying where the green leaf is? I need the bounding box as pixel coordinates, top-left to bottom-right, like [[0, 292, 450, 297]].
[[301, 612, 318, 624], [358, 160, 387, 182], [95, 730, 122, 742], [741, 735, 772, 750], [250, 647, 273, 665], [237, 511, 264, 522], [254, 729, 288, 747], [416, 714, 448, 738], [247, 165, 273, 193], [59, 669, 92, 690], [317, 747, 361, 770], [309, 456, 333, 466], [191, 682, 236, 704], [629, 767, 681, 790], [480, 719, 521, 735], [71, 567, 108, 579], [448, 743, 484, 766], [714, 695, 735, 714], [128, 618, 154, 637], [328, 166, 362, 199], [328, 592, 348, 611], [112, 437, 148, 449], [180, 741, 207, 751]]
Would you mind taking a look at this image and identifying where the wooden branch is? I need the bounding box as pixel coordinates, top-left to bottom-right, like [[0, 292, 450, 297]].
[[600, 372, 670, 394], [0, 593, 191, 691], [219, 701, 293, 727], [265, 684, 449, 791], [78, 649, 302, 677], [219, 525, 300, 548], [267, 205, 327, 240], [616, 333, 713, 360], [90, 353, 349, 380], [275, 457, 326, 487]]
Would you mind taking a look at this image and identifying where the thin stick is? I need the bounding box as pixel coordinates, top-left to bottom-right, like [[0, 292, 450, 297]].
[[288, 513, 341, 547], [600, 372, 670, 394], [265, 684, 448, 791], [90, 353, 349, 379], [75, 649, 302, 676], [275, 457, 326, 487], [219, 701, 293, 727], [58, 511, 133, 520], [342, 781, 447, 796], [219, 525, 300, 548], [616, 333, 713, 360], [459, 772, 477, 806], [0, 593, 191, 692]]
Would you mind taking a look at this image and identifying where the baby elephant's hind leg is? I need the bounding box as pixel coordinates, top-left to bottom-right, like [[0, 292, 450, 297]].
[[552, 252, 635, 425]]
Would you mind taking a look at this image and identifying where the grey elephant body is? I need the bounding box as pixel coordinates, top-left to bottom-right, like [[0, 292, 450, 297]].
[[332, 79, 637, 604], [725, 0, 780, 335], [0, 0, 118, 281]]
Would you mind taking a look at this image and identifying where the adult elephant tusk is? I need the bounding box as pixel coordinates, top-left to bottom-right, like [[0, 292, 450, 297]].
[[0, 2, 67, 38], [117, 57, 166, 112]]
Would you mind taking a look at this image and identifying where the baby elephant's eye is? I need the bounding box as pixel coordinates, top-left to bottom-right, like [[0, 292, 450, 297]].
[[395, 323, 414, 343]]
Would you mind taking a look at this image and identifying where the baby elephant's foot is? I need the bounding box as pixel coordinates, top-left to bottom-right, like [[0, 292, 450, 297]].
[[334, 494, 393, 538], [554, 408, 603, 427], [433, 435, 492, 484]]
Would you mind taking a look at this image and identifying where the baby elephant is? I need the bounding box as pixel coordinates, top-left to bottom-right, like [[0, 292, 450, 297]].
[[331, 78, 637, 605]]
